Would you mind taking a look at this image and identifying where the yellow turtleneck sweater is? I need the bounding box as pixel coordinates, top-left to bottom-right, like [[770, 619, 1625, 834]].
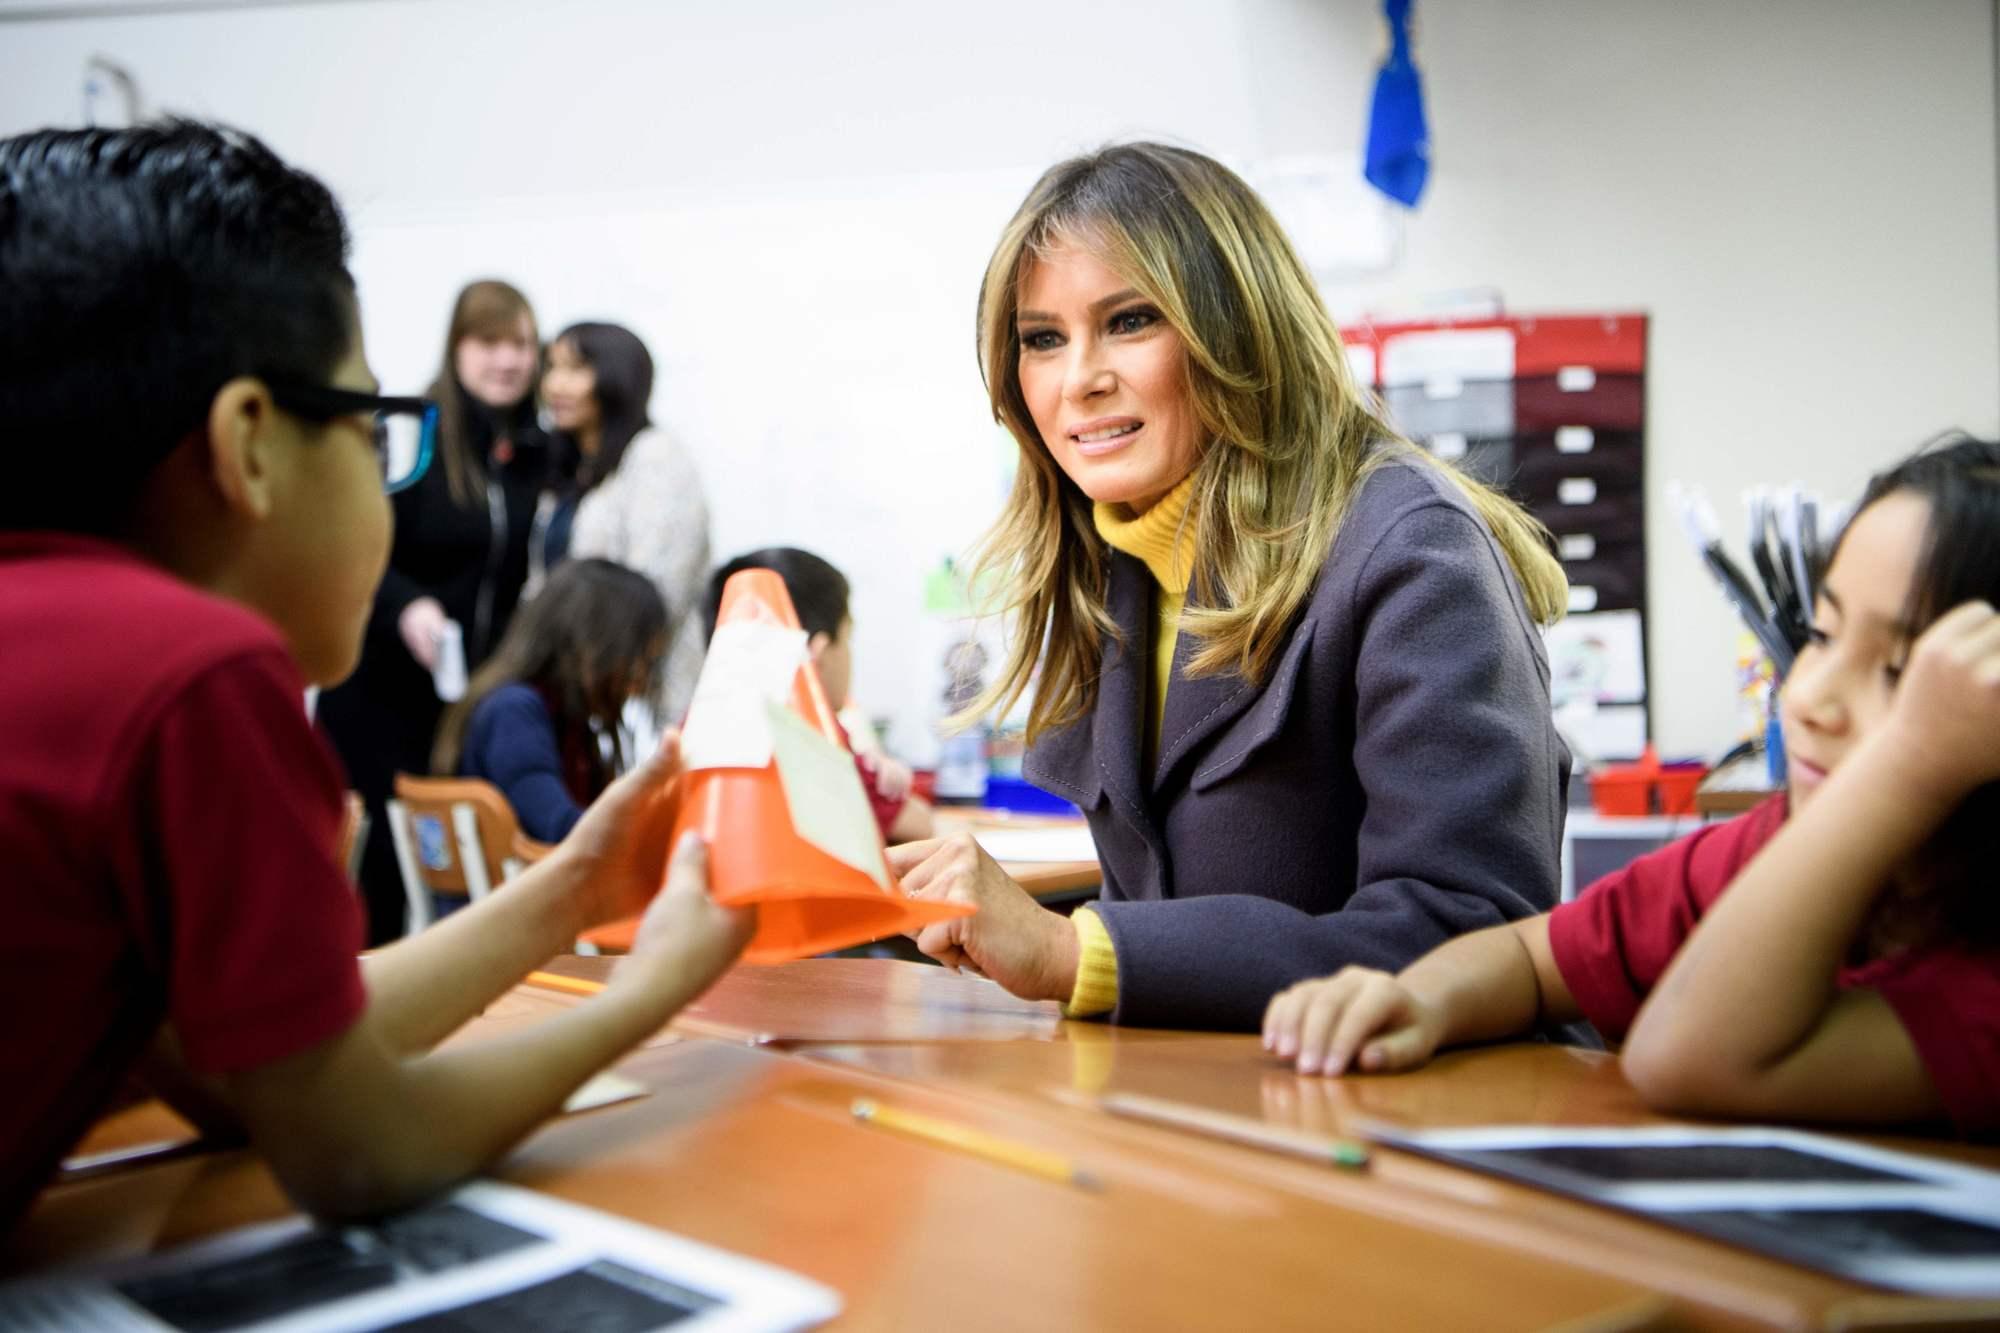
[[1065, 474, 1200, 1018]]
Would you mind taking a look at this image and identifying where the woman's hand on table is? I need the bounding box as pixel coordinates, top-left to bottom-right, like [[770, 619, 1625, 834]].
[[887, 835, 1080, 1003], [1262, 968, 1446, 1076]]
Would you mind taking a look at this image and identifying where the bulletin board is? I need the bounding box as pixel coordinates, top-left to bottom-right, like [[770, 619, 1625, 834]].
[[1340, 313, 1652, 759]]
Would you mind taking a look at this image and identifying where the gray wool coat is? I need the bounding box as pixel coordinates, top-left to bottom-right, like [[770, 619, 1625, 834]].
[[1024, 459, 1571, 1031]]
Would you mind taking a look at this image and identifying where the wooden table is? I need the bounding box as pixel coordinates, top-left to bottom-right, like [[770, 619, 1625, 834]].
[[1696, 752, 1781, 817], [14, 959, 2000, 1331]]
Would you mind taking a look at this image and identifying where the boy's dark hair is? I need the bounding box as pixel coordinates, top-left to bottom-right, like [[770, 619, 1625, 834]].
[[1830, 431, 2000, 951], [552, 322, 654, 496], [433, 559, 668, 795], [703, 547, 850, 643], [0, 119, 355, 534]]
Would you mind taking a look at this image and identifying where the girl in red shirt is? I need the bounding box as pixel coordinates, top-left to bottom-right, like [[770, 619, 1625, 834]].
[[1265, 434, 2000, 1134]]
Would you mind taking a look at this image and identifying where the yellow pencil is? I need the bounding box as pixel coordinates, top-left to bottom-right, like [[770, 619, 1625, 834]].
[[850, 1098, 1103, 1191], [525, 969, 606, 997]]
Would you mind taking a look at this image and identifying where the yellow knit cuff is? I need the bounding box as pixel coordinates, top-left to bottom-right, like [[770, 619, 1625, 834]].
[[1065, 906, 1119, 1018]]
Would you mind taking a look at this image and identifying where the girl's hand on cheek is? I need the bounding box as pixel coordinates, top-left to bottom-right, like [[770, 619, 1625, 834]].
[[1883, 601, 2000, 800]]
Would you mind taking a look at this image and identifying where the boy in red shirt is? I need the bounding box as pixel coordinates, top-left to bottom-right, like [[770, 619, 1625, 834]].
[[0, 120, 753, 1234], [1263, 436, 2000, 1136]]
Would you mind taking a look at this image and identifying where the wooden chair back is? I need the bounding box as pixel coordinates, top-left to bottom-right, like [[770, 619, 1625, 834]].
[[385, 775, 526, 934]]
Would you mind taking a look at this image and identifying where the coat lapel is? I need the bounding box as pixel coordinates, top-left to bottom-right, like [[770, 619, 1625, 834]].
[[1091, 553, 1155, 826], [1152, 577, 1308, 792], [1019, 553, 1149, 820]]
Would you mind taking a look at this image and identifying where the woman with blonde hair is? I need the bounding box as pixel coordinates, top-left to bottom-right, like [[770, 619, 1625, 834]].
[[888, 143, 1573, 1030]]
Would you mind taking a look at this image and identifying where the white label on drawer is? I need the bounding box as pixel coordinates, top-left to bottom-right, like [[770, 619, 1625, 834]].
[[1558, 365, 1597, 392], [1430, 431, 1468, 460], [1567, 584, 1600, 612], [1423, 374, 1464, 400], [1380, 327, 1516, 386], [1555, 426, 1595, 453], [1558, 477, 1598, 505], [1559, 533, 1597, 561]]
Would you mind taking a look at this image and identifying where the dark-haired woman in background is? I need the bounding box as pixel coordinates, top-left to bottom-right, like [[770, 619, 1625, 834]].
[[545, 322, 711, 723], [318, 278, 554, 942]]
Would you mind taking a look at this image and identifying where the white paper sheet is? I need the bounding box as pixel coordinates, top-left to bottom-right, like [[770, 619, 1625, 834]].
[[972, 825, 1098, 863], [563, 1071, 649, 1115], [765, 702, 889, 889], [679, 622, 809, 771], [0, 1180, 839, 1332]]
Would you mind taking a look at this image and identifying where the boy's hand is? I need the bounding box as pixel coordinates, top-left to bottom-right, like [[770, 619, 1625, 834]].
[[620, 833, 755, 998], [1262, 968, 1445, 1076], [863, 754, 914, 803], [555, 732, 686, 930], [1880, 600, 2000, 801]]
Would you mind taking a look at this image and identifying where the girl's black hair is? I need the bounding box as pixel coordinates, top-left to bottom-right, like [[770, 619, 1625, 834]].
[[1833, 432, 2000, 952], [0, 119, 353, 534], [433, 558, 668, 799], [551, 322, 654, 494]]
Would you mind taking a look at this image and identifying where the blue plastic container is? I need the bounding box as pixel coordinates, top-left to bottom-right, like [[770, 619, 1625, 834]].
[[981, 775, 1080, 817]]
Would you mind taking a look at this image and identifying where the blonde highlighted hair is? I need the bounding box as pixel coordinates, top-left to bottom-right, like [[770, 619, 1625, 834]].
[[969, 142, 1565, 742]]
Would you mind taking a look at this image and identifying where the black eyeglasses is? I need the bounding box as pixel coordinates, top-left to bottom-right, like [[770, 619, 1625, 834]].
[[265, 379, 439, 495]]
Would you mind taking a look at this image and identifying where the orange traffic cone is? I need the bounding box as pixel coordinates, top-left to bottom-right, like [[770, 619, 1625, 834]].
[[583, 569, 972, 964]]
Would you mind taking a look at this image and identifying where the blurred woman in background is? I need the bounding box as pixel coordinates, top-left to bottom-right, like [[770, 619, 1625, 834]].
[[547, 320, 711, 723], [319, 278, 554, 942]]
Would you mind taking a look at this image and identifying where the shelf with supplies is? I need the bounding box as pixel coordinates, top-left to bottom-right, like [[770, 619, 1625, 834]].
[[1342, 312, 1652, 761]]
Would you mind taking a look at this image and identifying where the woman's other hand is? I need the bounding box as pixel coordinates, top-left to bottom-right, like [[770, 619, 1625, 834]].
[[1262, 968, 1446, 1076], [398, 596, 449, 670], [886, 835, 1079, 1002]]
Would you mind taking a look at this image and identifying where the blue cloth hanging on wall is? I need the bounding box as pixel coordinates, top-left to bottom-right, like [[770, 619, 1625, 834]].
[[1365, 0, 1430, 207]]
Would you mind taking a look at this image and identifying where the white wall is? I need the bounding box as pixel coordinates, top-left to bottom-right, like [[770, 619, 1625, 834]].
[[1335, 0, 2000, 756], [3, 0, 1995, 761]]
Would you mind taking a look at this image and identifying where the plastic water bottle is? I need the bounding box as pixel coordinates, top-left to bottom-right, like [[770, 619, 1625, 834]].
[[432, 619, 467, 702], [934, 727, 989, 805]]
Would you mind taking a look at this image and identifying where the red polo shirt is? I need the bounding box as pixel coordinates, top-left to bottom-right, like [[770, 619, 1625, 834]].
[[1550, 797, 2000, 1136], [0, 534, 367, 1232]]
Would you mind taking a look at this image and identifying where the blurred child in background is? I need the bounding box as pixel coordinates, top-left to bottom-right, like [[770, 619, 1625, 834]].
[[436, 558, 668, 844], [702, 548, 934, 844]]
